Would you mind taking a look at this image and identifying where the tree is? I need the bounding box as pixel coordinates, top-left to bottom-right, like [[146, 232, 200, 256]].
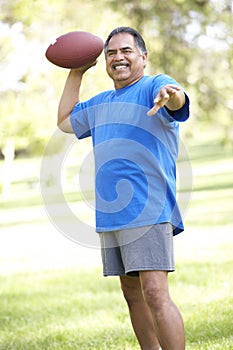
[[105, 0, 233, 144], [1, 0, 232, 195], [0, 0, 128, 194]]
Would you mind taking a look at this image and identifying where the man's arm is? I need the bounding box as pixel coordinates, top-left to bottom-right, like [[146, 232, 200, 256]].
[[57, 62, 96, 133], [147, 84, 185, 117]]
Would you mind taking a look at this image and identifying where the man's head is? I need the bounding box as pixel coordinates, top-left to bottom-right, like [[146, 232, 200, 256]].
[[104, 27, 147, 56], [104, 27, 148, 89]]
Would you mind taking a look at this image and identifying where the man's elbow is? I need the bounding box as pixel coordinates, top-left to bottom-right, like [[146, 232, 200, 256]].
[[57, 116, 74, 133]]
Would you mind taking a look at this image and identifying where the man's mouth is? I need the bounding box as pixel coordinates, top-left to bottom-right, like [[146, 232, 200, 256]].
[[112, 62, 129, 70]]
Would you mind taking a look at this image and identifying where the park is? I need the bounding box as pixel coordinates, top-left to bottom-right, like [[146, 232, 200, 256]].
[[0, 0, 233, 349]]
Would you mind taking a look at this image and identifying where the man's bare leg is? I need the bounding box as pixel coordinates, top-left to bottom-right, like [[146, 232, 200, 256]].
[[140, 270, 185, 350], [120, 275, 161, 350]]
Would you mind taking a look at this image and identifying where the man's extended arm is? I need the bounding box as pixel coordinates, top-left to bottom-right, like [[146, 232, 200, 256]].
[[147, 84, 185, 117]]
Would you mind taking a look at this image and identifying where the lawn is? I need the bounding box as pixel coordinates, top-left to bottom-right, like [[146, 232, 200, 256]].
[[0, 260, 232, 349], [0, 135, 233, 349]]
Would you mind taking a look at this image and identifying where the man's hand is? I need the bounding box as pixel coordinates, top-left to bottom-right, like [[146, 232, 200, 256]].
[[74, 60, 97, 74], [147, 84, 185, 116]]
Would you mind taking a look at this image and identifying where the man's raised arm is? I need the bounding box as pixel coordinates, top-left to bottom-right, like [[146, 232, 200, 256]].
[[57, 62, 96, 132]]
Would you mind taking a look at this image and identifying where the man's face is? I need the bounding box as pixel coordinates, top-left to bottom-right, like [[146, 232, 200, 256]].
[[105, 33, 147, 89]]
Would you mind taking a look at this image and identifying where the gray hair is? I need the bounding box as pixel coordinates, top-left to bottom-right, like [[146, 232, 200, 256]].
[[104, 27, 147, 55]]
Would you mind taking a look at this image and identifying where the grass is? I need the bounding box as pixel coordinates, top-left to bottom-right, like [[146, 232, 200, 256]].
[[0, 269, 137, 350], [0, 261, 232, 350], [0, 135, 233, 349]]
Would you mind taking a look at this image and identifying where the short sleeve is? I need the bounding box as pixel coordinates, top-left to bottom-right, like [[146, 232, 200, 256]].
[[151, 74, 190, 123], [70, 102, 91, 139]]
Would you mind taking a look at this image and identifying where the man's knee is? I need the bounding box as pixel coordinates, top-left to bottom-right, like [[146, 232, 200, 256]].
[[140, 271, 171, 311], [120, 276, 142, 306]]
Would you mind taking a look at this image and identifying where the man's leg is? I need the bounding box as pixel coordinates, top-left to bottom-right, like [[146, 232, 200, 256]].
[[120, 275, 161, 350], [140, 270, 185, 350]]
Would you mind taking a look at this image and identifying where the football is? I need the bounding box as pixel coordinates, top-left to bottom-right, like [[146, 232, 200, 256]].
[[45, 31, 104, 69]]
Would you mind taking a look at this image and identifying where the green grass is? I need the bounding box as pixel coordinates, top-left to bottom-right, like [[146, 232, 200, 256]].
[[0, 269, 137, 350], [0, 262, 232, 350], [0, 136, 233, 349]]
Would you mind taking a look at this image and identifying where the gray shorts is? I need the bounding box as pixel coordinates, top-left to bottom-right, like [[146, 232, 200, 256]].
[[99, 223, 175, 276]]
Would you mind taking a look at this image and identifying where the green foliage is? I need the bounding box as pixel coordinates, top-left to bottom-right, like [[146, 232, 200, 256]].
[[0, 0, 44, 25], [106, 0, 233, 143], [0, 0, 233, 156], [0, 0, 127, 157]]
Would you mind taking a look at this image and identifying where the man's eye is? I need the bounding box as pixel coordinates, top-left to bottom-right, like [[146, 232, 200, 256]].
[[123, 49, 133, 54], [108, 51, 116, 57]]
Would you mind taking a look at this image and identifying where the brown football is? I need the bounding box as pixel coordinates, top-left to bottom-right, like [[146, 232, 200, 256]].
[[45, 31, 104, 69]]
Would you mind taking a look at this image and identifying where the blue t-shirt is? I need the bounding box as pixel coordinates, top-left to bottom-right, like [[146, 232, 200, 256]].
[[70, 75, 190, 235]]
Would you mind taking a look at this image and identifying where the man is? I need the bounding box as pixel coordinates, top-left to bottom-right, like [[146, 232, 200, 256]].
[[58, 27, 190, 350]]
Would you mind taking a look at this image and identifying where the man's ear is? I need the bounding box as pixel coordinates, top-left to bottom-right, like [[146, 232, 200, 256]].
[[142, 53, 147, 68]]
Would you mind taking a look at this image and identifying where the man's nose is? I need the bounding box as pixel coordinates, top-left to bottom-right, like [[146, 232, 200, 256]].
[[114, 50, 124, 60]]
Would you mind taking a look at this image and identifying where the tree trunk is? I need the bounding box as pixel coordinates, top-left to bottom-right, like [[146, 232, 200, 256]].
[[2, 137, 15, 197]]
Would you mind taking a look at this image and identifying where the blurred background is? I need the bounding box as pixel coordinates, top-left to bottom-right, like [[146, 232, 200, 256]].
[[0, 1, 233, 349], [1, 0, 233, 269], [0, 0, 233, 267]]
